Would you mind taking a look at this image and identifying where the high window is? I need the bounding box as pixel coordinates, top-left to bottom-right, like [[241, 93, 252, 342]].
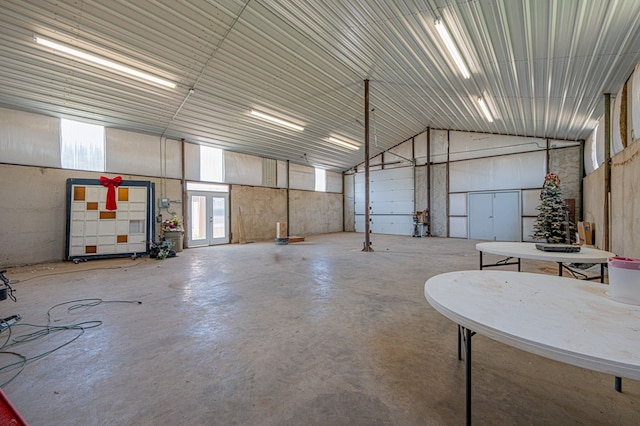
[[60, 118, 105, 171], [200, 145, 224, 182], [315, 168, 326, 192]]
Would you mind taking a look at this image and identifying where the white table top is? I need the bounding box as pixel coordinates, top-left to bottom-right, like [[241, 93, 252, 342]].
[[476, 242, 616, 263], [424, 270, 640, 380]]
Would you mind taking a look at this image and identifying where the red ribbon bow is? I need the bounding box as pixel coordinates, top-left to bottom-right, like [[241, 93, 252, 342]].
[[99, 176, 123, 210]]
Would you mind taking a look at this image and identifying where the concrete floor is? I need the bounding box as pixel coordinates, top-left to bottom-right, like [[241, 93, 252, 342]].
[[0, 232, 638, 425]]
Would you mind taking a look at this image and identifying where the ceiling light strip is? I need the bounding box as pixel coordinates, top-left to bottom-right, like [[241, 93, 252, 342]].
[[250, 110, 304, 131], [434, 20, 470, 79], [328, 137, 360, 151], [34, 36, 176, 89], [477, 98, 494, 122]]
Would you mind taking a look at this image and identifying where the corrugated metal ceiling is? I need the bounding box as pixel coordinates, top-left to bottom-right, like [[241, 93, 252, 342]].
[[1, 0, 639, 172]]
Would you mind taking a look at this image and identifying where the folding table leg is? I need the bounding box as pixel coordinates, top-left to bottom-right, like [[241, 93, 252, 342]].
[[464, 327, 472, 426]]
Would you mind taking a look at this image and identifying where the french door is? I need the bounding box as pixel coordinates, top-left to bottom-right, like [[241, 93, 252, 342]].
[[187, 187, 229, 247]]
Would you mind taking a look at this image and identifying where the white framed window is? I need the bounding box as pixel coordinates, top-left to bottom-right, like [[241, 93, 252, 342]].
[[315, 168, 326, 192], [200, 145, 224, 182], [60, 118, 105, 171]]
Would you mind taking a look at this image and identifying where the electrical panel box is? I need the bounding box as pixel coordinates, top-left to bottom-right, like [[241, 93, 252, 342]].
[[159, 198, 170, 208]]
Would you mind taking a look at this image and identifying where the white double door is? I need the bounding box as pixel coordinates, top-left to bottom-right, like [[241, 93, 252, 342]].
[[187, 191, 229, 246], [468, 190, 521, 241]]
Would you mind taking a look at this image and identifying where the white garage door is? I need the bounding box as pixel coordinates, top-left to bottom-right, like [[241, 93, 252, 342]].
[[354, 167, 415, 235]]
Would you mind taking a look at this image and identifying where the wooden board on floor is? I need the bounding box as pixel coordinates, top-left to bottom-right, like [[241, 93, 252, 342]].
[[288, 236, 305, 243]]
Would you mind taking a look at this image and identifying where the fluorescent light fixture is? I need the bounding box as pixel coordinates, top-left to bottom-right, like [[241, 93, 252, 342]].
[[34, 35, 176, 89], [434, 19, 470, 79], [328, 136, 360, 151], [250, 110, 304, 131], [477, 97, 494, 122]]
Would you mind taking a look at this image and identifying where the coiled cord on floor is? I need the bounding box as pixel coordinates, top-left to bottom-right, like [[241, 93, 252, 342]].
[[0, 298, 142, 387]]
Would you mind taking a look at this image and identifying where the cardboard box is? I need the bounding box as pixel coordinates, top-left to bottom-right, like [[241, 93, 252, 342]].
[[578, 222, 593, 245]]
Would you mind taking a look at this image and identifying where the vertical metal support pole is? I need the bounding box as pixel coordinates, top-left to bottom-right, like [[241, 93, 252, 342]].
[[446, 131, 450, 238], [286, 160, 290, 231], [545, 139, 550, 174], [479, 252, 483, 270], [363, 79, 373, 252], [465, 327, 472, 426], [457, 325, 462, 360], [426, 128, 431, 236], [558, 262, 563, 277], [600, 263, 605, 283], [181, 138, 187, 250], [517, 258, 521, 272], [578, 141, 585, 223], [615, 376, 622, 392], [604, 93, 611, 252]]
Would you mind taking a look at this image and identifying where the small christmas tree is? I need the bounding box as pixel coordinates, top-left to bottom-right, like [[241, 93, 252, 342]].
[[531, 173, 576, 243]]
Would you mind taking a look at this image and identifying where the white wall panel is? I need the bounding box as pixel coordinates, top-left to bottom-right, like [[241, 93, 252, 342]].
[[106, 128, 162, 176], [612, 88, 624, 156], [358, 154, 384, 172], [522, 217, 537, 242], [326, 171, 342, 193], [289, 163, 315, 190], [184, 142, 200, 181], [386, 140, 413, 168], [164, 139, 183, 179], [449, 193, 467, 216], [449, 131, 546, 161], [584, 129, 597, 175], [225, 151, 262, 185], [450, 150, 546, 192], [522, 189, 542, 216], [449, 217, 467, 238], [262, 158, 277, 187], [0, 108, 60, 167], [277, 160, 288, 188], [596, 115, 606, 167], [414, 131, 428, 164]]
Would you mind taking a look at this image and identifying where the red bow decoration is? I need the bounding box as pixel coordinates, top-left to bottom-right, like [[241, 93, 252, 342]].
[[99, 176, 123, 210]]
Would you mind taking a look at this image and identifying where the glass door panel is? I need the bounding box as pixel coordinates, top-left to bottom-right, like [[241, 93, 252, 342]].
[[191, 195, 207, 242], [212, 197, 226, 239]]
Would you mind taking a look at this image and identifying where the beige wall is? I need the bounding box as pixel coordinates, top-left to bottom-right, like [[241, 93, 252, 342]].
[[289, 190, 343, 236], [583, 138, 640, 256], [343, 174, 355, 232], [610, 139, 640, 258], [582, 166, 605, 249], [0, 163, 344, 266], [0, 163, 183, 266], [230, 186, 287, 243]]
